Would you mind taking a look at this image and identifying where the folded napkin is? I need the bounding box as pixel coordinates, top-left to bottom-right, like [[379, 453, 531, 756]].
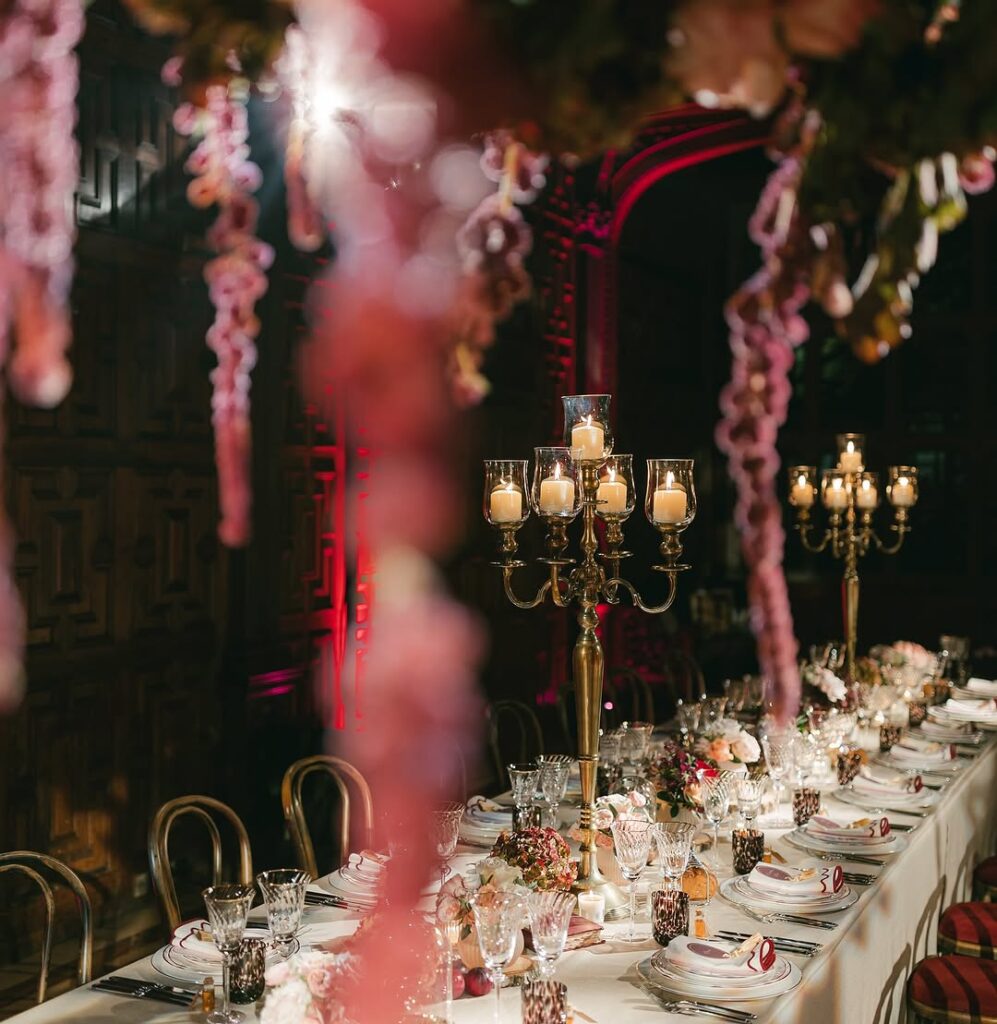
[[805, 814, 890, 840], [967, 678, 997, 697], [920, 719, 972, 738], [343, 852, 385, 880], [890, 740, 954, 763], [664, 935, 776, 978], [854, 765, 923, 796], [174, 920, 269, 963], [748, 859, 843, 897], [943, 697, 997, 719], [465, 795, 512, 824]]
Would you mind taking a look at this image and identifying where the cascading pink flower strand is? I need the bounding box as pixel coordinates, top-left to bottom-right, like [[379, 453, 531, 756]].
[[172, 76, 274, 547], [0, 0, 84, 710]]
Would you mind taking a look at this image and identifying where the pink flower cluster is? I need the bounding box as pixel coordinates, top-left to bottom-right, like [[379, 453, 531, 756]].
[[260, 949, 355, 1024], [0, 0, 84, 710], [173, 80, 274, 547]]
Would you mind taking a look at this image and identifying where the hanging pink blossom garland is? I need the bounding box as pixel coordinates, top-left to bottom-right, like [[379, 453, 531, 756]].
[[172, 77, 274, 547], [0, 0, 85, 710]]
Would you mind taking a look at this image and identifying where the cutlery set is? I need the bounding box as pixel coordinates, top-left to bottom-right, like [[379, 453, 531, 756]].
[[91, 975, 196, 1007], [715, 930, 822, 958], [647, 992, 757, 1022]]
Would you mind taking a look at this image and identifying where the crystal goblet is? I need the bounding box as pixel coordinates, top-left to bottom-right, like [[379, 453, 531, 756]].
[[471, 889, 525, 1024], [203, 883, 255, 1024], [256, 870, 309, 960], [610, 818, 654, 943]]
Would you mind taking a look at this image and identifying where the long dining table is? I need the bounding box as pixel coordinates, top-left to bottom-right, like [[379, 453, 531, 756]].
[[7, 733, 996, 1024]]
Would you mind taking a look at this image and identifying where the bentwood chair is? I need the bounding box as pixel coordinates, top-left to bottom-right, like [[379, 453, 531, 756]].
[[662, 649, 707, 705], [148, 795, 253, 932], [487, 699, 545, 786], [281, 755, 375, 879], [0, 852, 93, 1005], [606, 668, 656, 726]]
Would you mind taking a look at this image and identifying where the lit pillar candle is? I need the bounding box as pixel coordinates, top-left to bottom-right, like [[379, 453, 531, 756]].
[[571, 416, 605, 461], [653, 474, 687, 524], [838, 441, 863, 474], [539, 464, 575, 514], [891, 477, 915, 507], [597, 468, 627, 514], [824, 479, 848, 511], [791, 474, 815, 508], [490, 483, 523, 523], [856, 478, 878, 509]]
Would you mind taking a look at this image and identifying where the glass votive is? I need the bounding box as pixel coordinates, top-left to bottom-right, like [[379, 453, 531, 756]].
[[792, 788, 820, 827], [879, 724, 903, 752], [836, 747, 864, 786], [731, 828, 765, 875], [908, 700, 928, 728], [229, 937, 266, 1004], [513, 805, 542, 831], [576, 891, 605, 925], [521, 979, 568, 1024], [651, 889, 690, 946]]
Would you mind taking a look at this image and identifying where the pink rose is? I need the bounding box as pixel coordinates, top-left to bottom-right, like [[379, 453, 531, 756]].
[[436, 894, 462, 923], [706, 738, 732, 763], [592, 807, 614, 831], [730, 733, 761, 763], [307, 968, 335, 1000]]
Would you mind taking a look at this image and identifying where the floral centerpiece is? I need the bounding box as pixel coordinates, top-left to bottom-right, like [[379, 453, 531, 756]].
[[692, 718, 761, 769], [871, 641, 938, 694], [565, 789, 651, 852], [261, 949, 356, 1024], [650, 739, 715, 819], [489, 827, 577, 892]]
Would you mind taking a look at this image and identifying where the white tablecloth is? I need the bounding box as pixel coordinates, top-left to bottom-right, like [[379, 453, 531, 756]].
[[8, 739, 995, 1024]]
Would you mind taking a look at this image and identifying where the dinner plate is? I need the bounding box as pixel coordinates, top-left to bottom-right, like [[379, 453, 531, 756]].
[[783, 826, 906, 859], [151, 921, 285, 985], [915, 722, 983, 744], [638, 953, 802, 1002], [653, 949, 792, 989], [874, 753, 963, 775], [723, 875, 857, 915], [836, 786, 937, 814]]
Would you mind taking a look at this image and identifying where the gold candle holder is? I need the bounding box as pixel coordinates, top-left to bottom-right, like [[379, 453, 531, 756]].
[[483, 396, 696, 919], [788, 446, 917, 681]]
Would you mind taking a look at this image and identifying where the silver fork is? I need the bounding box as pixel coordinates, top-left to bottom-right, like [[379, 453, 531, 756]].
[[733, 903, 838, 930], [649, 993, 756, 1021]]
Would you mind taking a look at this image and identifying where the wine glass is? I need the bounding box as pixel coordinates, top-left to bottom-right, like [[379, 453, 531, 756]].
[[536, 755, 572, 828], [256, 870, 309, 960], [697, 770, 732, 875], [525, 890, 576, 976], [202, 883, 255, 1024], [674, 700, 700, 746], [761, 729, 796, 827], [471, 889, 525, 1024], [792, 733, 817, 788], [431, 802, 464, 889], [507, 763, 540, 827], [735, 776, 765, 829], [609, 818, 654, 942], [654, 821, 695, 891]]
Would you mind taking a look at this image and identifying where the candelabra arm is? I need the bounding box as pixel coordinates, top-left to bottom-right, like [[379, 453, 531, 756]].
[[549, 564, 571, 608], [500, 566, 552, 610], [798, 523, 832, 553], [602, 572, 678, 615], [873, 513, 911, 555]]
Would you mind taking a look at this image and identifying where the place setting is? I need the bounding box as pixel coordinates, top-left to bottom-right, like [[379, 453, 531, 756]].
[[929, 696, 997, 732], [835, 762, 937, 815], [873, 733, 965, 775]]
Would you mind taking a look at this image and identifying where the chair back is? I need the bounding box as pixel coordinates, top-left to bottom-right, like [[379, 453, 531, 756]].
[[0, 852, 92, 1004], [606, 668, 655, 726], [487, 699, 544, 784], [281, 756, 375, 879], [148, 795, 253, 932], [662, 649, 706, 704]]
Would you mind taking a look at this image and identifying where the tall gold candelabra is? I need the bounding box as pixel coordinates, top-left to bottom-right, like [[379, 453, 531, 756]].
[[483, 394, 696, 916], [787, 433, 918, 682]]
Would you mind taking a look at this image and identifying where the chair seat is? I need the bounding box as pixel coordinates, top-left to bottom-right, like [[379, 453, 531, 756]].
[[940, 903, 997, 959], [976, 857, 997, 901], [908, 955, 997, 1023]]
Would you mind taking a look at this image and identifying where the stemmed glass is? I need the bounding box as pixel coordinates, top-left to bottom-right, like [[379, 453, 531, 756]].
[[619, 721, 654, 769], [256, 870, 309, 960], [536, 755, 572, 829], [526, 890, 576, 976], [761, 729, 796, 827], [697, 770, 732, 876], [471, 889, 526, 1024], [202, 883, 255, 1024], [654, 822, 695, 891], [609, 818, 654, 943], [507, 763, 540, 828], [735, 776, 765, 829], [792, 733, 817, 788], [431, 802, 464, 889], [674, 700, 700, 746]]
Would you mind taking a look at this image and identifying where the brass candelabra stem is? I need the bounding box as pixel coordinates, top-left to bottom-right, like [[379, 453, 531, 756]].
[[491, 462, 688, 917]]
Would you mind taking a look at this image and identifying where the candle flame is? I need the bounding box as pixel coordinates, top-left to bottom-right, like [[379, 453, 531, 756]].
[[665, 470, 675, 488], [584, 414, 593, 427], [608, 467, 616, 483], [861, 479, 871, 490], [553, 463, 562, 480], [797, 474, 806, 488], [898, 476, 909, 487], [846, 440, 855, 454], [833, 478, 843, 490], [503, 480, 515, 492]]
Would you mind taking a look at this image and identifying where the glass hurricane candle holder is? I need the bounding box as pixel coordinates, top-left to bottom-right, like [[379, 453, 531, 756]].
[[596, 454, 635, 521], [836, 433, 865, 474], [855, 471, 880, 511], [788, 466, 817, 509], [562, 394, 613, 462], [821, 468, 848, 512], [532, 448, 581, 521], [484, 460, 530, 527], [645, 459, 696, 571], [887, 466, 918, 509]]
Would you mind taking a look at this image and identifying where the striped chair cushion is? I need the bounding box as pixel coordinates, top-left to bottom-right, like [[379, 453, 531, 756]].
[[939, 903, 997, 959], [976, 857, 997, 901], [908, 955, 997, 1023]]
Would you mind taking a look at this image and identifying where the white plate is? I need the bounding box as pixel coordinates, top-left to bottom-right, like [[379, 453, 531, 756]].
[[836, 786, 937, 814], [723, 875, 857, 915], [874, 753, 963, 775], [783, 827, 906, 859], [638, 953, 802, 1002], [152, 935, 287, 985]]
